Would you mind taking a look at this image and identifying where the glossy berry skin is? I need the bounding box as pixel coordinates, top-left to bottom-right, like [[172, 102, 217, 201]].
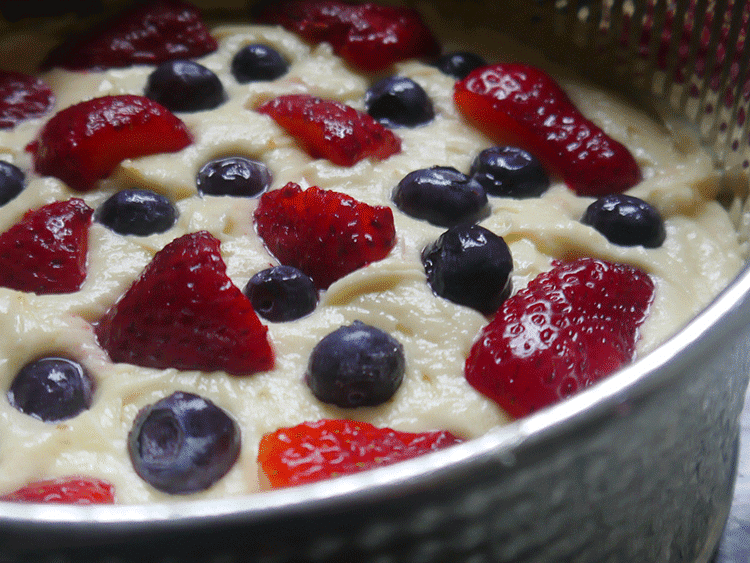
[[7, 357, 94, 423], [128, 391, 240, 494], [365, 76, 434, 128], [96, 189, 177, 236], [231, 44, 289, 83], [470, 146, 550, 198], [306, 321, 405, 408], [244, 265, 317, 322], [145, 60, 224, 113], [433, 51, 487, 80], [422, 224, 513, 315], [0, 161, 25, 206], [582, 194, 666, 248], [0, 71, 55, 129], [393, 166, 488, 227], [196, 157, 272, 198], [0, 477, 115, 504]]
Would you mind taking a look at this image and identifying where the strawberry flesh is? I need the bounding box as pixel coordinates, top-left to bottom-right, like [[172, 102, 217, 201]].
[[0, 476, 115, 504], [465, 257, 654, 418], [0, 71, 54, 129]]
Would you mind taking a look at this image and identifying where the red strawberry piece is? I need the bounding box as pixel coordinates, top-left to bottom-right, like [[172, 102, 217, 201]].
[[258, 419, 463, 488], [0, 476, 115, 504], [0, 198, 93, 295], [257, 94, 401, 166], [254, 183, 396, 289], [31, 94, 192, 192], [454, 63, 642, 196], [0, 71, 55, 129], [465, 257, 654, 418], [39, 0, 217, 71], [95, 231, 273, 376]]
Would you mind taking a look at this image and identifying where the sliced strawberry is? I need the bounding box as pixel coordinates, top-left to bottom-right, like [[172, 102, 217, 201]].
[[0, 198, 93, 295], [0, 476, 115, 504], [465, 257, 654, 418], [95, 231, 274, 376], [454, 63, 642, 196], [257, 94, 401, 166], [0, 71, 55, 129], [258, 419, 463, 488], [31, 94, 192, 192], [39, 0, 217, 71], [254, 183, 396, 289]]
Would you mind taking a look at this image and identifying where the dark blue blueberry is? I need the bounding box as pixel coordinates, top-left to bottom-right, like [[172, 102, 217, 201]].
[[433, 51, 487, 80], [306, 321, 405, 408], [145, 60, 224, 112], [96, 189, 177, 236], [0, 161, 24, 206], [128, 391, 240, 495], [231, 44, 289, 83], [582, 194, 666, 248], [393, 166, 488, 227], [422, 224, 513, 315], [365, 76, 434, 128], [7, 357, 94, 422], [470, 146, 549, 198], [244, 265, 317, 322], [197, 157, 272, 197]]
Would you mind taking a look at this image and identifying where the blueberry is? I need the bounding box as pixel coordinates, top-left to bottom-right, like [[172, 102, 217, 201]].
[[231, 44, 289, 83], [470, 146, 549, 198], [96, 189, 177, 236], [197, 157, 272, 198], [422, 224, 513, 315], [365, 76, 434, 128], [582, 194, 666, 248], [244, 265, 318, 322], [7, 357, 94, 422], [393, 166, 489, 227], [145, 60, 224, 112], [0, 161, 24, 206], [128, 391, 240, 495], [306, 321, 405, 408], [433, 51, 486, 80]]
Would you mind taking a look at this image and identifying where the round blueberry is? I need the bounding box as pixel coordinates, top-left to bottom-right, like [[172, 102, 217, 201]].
[[244, 265, 317, 322], [393, 166, 488, 227], [128, 391, 240, 495], [7, 357, 94, 422], [145, 60, 224, 112], [582, 194, 666, 248], [422, 224, 513, 315], [470, 146, 549, 198], [433, 51, 487, 80], [306, 321, 405, 408], [96, 189, 177, 236], [196, 157, 272, 197], [0, 161, 24, 206], [231, 44, 289, 83], [365, 76, 434, 128]]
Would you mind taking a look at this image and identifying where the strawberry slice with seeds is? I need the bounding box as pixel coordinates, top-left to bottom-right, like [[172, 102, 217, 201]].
[[95, 231, 274, 376], [0, 477, 115, 504], [0, 198, 93, 294], [0, 71, 55, 129], [257, 94, 401, 166], [454, 63, 642, 196], [254, 183, 396, 289], [258, 419, 463, 488], [465, 257, 654, 418], [31, 94, 192, 192]]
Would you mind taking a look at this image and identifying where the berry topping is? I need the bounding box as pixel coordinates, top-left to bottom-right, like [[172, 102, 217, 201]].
[[470, 146, 550, 198], [95, 231, 274, 376], [39, 0, 217, 71], [196, 156, 272, 198], [32, 95, 192, 192], [422, 224, 513, 315], [306, 321, 405, 408], [0, 161, 25, 206], [0, 198, 93, 294], [145, 60, 225, 113], [244, 265, 318, 322], [432, 51, 487, 80], [0, 71, 54, 129], [254, 183, 397, 289], [96, 189, 177, 237], [465, 258, 654, 418], [7, 357, 94, 423], [0, 477, 115, 504], [257, 419, 463, 488], [257, 94, 401, 166], [231, 44, 290, 83], [582, 194, 666, 248], [128, 391, 240, 494], [393, 166, 488, 227], [364, 76, 434, 128], [454, 63, 642, 196]]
